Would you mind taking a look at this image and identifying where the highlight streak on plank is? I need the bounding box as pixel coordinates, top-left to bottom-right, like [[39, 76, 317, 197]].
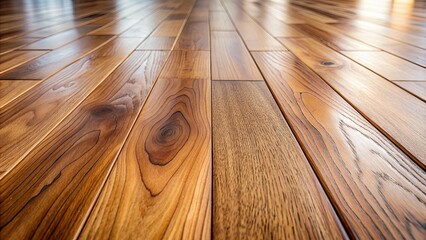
[[0, 80, 38, 108], [213, 81, 346, 239], [0, 38, 143, 178], [280, 38, 426, 168], [80, 50, 211, 239], [253, 51, 426, 240], [0, 51, 168, 239]]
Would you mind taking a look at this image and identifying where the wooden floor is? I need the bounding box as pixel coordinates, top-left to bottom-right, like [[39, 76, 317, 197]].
[[0, 0, 425, 239]]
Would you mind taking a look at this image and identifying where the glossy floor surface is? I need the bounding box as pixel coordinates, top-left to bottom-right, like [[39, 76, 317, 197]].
[[0, 0, 425, 239]]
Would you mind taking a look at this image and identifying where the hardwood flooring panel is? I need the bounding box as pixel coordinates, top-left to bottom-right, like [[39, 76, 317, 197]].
[[291, 24, 377, 51], [0, 51, 168, 239], [150, 20, 186, 37], [280, 38, 426, 167], [174, 21, 209, 50], [0, 36, 113, 80], [0, 80, 38, 108], [0, 38, 143, 177], [342, 51, 426, 81], [80, 50, 211, 239], [0, 50, 48, 73], [121, 10, 172, 38], [211, 31, 262, 80], [0, 38, 40, 55], [223, 2, 286, 51], [137, 37, 176, 50], [394, 81, 426, 102], [253, 51, 426, 240], [212, 81, 345, 239], [22, 25, 100, 50], [88, 19, 140, 35], [136, 19, 187, 50], [210, 11, 234, 31]]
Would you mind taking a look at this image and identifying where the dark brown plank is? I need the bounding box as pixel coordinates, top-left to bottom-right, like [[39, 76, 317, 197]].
[[80, 50, 211, 239], [211, 31, 262, 80], [0, 38, 143, 177], [0, 36, 112, 80], [0, 51, 168, 239], [253, 51, 426, 240], [213, 81, 345, 239], [279, 38, 426, 167]]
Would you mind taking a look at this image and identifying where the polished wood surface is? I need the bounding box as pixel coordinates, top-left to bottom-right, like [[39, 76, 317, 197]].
[[1, 0, 425, 239], [213, 81, 345, 239]]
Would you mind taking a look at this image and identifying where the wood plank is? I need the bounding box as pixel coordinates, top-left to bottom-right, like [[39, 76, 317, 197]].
[[223, 2, 286, 51], [22, 25, 100, 50], [253, 51, 426, 240], [212, 81, 345, 239], [121, 10, 172, 38], [211, 31, 263, 80], [80, 50, 211, 239], [0, 51, 168, 239], [136, 20, 186, 51], [88, 19, 140, 35], [137, 37, 176, 50], [292, 24, 377, 51], [0, 38, 39, 55], [341, 51, 426, 81], [174, 21, 209, 50], [0, 38, 143, 177], [279, 38, 426, 167], [210, 11, 234, 31], [0, 36, 112, 80], [0, 80, 38, 108], [0, 50, 48, 73], [394, 81, 426, 101]]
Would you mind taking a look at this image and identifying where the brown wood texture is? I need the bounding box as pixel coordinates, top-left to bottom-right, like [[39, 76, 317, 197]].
[[210, 11, 234, 31], [280, 38, 426, 168], [213, 81, 346, 239], [0, 51, 168, 239], [0, 38, 143, 177], [394, 81, 426, 102], [211, 31, 263, 80], [0, 50, 48, 73], [80, 50, 211, 239], [0, 80, 38, 108], [0, 36, 113, 80], [253, 51, 426, 239]]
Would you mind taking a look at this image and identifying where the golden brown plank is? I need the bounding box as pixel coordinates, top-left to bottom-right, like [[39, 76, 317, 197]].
[[280, 38, 426, 167], [136, 19, 186, 51], [211, 31, 262, 80], [0, 51, 168, 239], [342, 51, 426, 81], [22, 25, 100, 49], [0, 36, 113, 80], [394, 81, 426, 101], [253, 51, 426, 239], [80, 50, 211, 239], [121, 10, 172, 38], [174, 21, 209, 50], [0, 50, 48, 73], [0, 38, 39, 55], [0, 38, 143, 177], [0, 80, 38, 108], [213, 81, 345, 239]]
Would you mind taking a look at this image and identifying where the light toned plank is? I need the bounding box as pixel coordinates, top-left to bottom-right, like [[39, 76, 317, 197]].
[[213, 81, 346, 239], [210, 11, 234, 31], [253, 51, 426, 240], [342, 51, 426, 81], [0, 50, 48, 73], [394, 81, 426, 101], [0, 80, 38, 108], [88, 19, 140, 35], [0, 36, 113, 80], [0, 51, 168, 239], [0, 38, 143, 177], [211, 31, 263, 80], [280, 38, 426, 167], [22, 25, 99, 49], [80, 50, 211, 239]]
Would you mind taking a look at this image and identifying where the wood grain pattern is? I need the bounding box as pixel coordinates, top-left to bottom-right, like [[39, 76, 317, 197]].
[[80, 50, 211, 239], [280, 38, 426, 167], [394, 81, 426, 102], [0, 36, 113, 80], [253, 51, 426, 240], [174, 21, 209, 50], [211, 31, 262, 80], [22, 25, 100, 50], [0, 80, 38, 108], [210, 11, 234, 31], [0, 38, 40, 55], [0, 50, 48, 73], [342, 51, 426, 81], [213, 81, 345, 239], [0, 38, 143, 178], [0, 51, 168, 239], [121, 10, 172, 38], [88, 19, 140, 35]]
